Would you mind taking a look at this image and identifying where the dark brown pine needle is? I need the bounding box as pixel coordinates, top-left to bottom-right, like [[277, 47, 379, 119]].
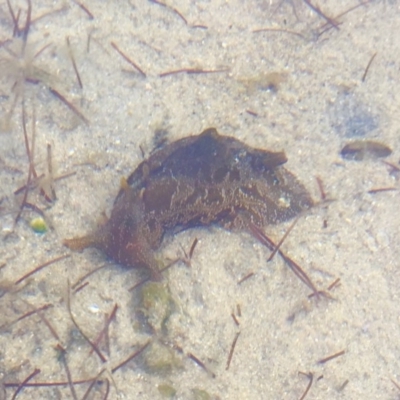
[[189, 238, 199, 259], [55, 171, 77, 182], [46, 143, 56, 200], [267, 216, 299, 262], [246, 109, 258, 117], [327, 277, 341, 291], [89, 304, 118, 357], [49, 88, 89, 124], [298, 371, 313, 400], [56, 344, 77, 400], [22, 202, 45, 217], [338, 379, 349, 391], [362, 52, 377, 82], [66, 37, 83, 89], [73, 281, 89, 293], [317, 2, 369, 38], [111, 41, 146, 77], [231, 313, 240, 326], [102, 379, 110, 399], [128, 258, 179, 291], [249, 223, 318, 295], [11, 368, 40, 400], [159, 68, 228, 78], [81, 369, 105, 400], [187, 352, 216, 378], [253, 27, 306, 39], [368, 187, 397, 194], [383, 160, 400, 172], [14, 174, 44, 195], [33, 43, 51, 59], [14, 100, 37, 223], [37, 311, 60, 341], [15, 254, 70, 285], [72, 0, 94, 19], [71, 264, 107, 290], [16, 304, 52, 323], [303, 0, 339, 30], [4, 378, 104, 388], [149, 0, 188, 25], [6, 0, 18, 36], [237, 272, 255, 285], [226, 332, 240, 370], [192, 24, 208, 29], [180, 238, 199, 267], [31, 6, 67, 24], [67, 281, 107, 363], [21, 0, 32, 46], [391, 378, 400, 391], [318, 350, 345, 364], [236, 304, 241, 317], [315, 176, 326, 200], [111, 341, 150, 373]]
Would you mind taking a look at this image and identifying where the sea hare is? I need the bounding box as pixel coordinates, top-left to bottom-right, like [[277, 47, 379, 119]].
[[64, 128, 313, 279]]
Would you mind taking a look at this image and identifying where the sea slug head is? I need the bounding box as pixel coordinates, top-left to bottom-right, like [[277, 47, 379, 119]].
[[64, 179, 161, 279]]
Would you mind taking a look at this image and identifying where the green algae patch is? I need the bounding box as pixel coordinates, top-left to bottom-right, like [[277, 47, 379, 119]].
[[192, 388, 211, 400], [142, 341, 182, 375], [139, 281, 175, 334], [158, 383, 177, 398]]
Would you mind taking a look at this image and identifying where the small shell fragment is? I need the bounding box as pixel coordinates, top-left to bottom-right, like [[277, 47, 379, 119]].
[[340, 140, 392, 161]]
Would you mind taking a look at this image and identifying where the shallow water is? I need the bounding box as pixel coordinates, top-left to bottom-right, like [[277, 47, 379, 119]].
[[0, 1, 399, 399]]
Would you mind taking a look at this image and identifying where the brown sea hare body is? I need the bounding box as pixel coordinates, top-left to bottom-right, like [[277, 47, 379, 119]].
[[64, 128, 313, 278]]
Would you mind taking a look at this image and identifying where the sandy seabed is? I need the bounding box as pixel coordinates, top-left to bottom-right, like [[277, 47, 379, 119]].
[[1, 1, 400, 399]]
